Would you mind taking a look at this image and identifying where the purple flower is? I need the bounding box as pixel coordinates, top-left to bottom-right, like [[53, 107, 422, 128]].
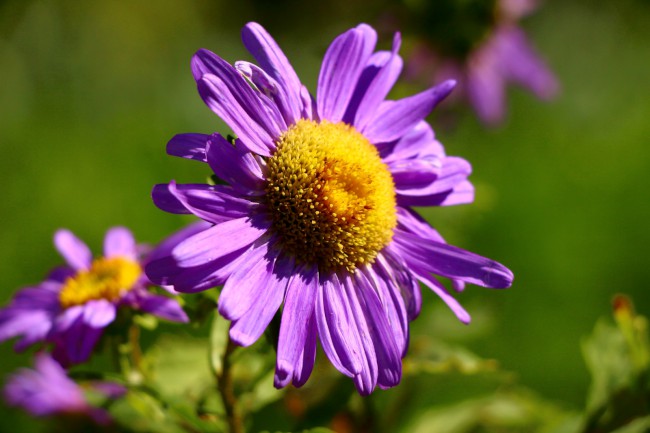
[[148, 22, 513, 395], [3, 353, 123, 423], [0, 227, 189, 366], [406, 0, 558, 125]]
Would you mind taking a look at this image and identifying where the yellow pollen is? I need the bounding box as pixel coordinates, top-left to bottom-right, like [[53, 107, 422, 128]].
[[265, 119, 397, 272], [59, 257, 141, 308]]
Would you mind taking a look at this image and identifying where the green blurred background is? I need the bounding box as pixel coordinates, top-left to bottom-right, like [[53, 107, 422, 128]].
[[1, 0, 649, 430]]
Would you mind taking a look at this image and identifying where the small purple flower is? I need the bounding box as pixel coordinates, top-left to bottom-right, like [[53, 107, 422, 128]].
[[0, 227, 189, 366], [148, 22, 513, 395], [406, 0, 558, 125], [3, 353, 123, 423]]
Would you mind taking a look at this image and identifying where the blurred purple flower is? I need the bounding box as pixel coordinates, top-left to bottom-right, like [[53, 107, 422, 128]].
[[407, 0, 558, 125], [148, 22, 513, 394], [0, 227, 190, 366], [3, 353, 124, 423]]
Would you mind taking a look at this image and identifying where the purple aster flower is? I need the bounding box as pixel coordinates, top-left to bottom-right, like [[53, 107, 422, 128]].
[[148, 22, 513, 395], [405, 0, 558, 125], [0, 227, 189, 366], [3, 353, 124, 423]]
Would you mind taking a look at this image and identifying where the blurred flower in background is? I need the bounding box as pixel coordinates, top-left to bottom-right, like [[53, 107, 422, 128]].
[[395, 0, 558, 125], [3, 353, 123, 423], [0, 227, 188, 366]]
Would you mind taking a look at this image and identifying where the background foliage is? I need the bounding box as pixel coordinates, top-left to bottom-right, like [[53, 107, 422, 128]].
[[1, 0, 649, 431]]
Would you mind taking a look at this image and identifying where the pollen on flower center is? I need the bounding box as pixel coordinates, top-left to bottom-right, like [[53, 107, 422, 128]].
[[265, 119, 397, 272], [59, 257, 141, 308]]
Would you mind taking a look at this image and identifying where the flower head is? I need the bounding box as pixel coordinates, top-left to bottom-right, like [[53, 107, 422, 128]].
[[3, 353, 124, 423], [0, 227, 189, 366], [404, 0, 558, 125], [148, 22, 513, 394]]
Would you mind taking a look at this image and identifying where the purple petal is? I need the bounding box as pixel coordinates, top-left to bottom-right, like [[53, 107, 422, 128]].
[[392, 229, 514, 289], [275, 266, 318, 388], [362, 80, 456, 144], [498, 27, 559, 100], [103, 227, 136, 260], [82, 300, 116, 328], [205, 133, 266, 194], [354, 271, 402, 389], [340, 274, 378, 395], [152, 183, 192, 215], [394, 156, 472, 202], [228, 255, 293, 347], [167, 133, 209, 162], [146, 221, 213, 264], [382, 121, 444, 163], [397, 180, 475, 207], [417, 272, 471, 324], [365, 259, 408, 355], [291, 313, 317, 388], [315, 273, 363, 377], [466, 52, 506, 125], [55, 315, 104, 365], [217, 242, 278, 321], [347, 33, 403, 129], [171, 216, 269, 268], [151, 244, 254, 293], [166, 181, 258, 225], [193, 49, 285, 156], [241, 22, 304, 123], [137, 294, 189, 323], [317, 24, 377, 122], [382, 251, 422, 320], [53, 230, 92, 271]]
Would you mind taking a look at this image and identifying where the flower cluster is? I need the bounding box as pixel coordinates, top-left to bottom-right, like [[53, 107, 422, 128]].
[[1, 21, 514, 426]]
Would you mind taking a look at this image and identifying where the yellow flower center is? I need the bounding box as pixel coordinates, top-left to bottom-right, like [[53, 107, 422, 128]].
[[59, 257, 141, 308], [265, 119, 397, 272]]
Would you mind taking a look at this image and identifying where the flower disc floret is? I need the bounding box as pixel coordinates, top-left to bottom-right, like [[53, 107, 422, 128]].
[[265, 119, 397, 271], [59, 257, 141, 308]]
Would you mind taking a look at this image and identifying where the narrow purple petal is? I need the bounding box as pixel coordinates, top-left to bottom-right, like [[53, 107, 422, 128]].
[[349, 33, 404, 129], [193, 49, 285, 156], [137, 294, 189, 323], [152, 183, 192, 215], [241, 22, 304, 122], [392, 229, 514, 289], [382, 250, 422, 320], [382, 121, 443, 163], [171, 217, 269, 268], [275, 266, 318, 388], [315, 273, 363, 377], [353, 272, 402, 389], [146, 221, 213, 265], [466, 53, 506, 125], [103, 227, 136, 260], [292, 313, 317, 387], [228, 255, 293, 347], [205, 133, 266, 194], [416, 273, 471, 324], [167, 181, 258, 225], [340, 274, 378, 395], [167, 133, 209, 162], [82, 300, 116, 328], [498, 27, 559, 99], [217, 242, 278, 321], [317, 24, 377, 122], [54, 230, 92, 271], [56, 315, 104, 365], [362, 80, 456, 144]]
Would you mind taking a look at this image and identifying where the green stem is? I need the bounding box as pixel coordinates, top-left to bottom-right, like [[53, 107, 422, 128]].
[[215, 338, 244, 433]]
